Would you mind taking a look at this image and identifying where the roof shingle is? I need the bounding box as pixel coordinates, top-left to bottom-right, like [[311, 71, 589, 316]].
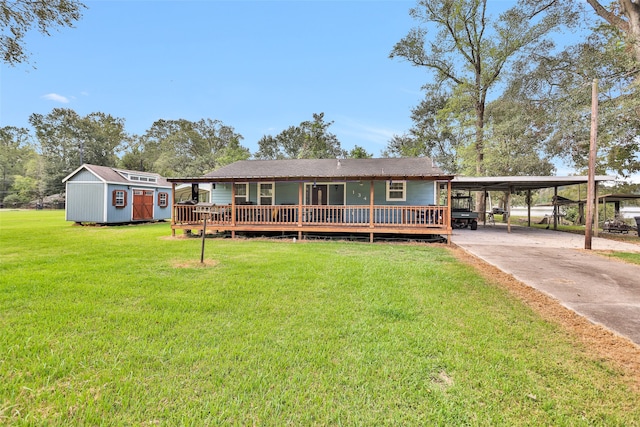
[[200, 158, 449, 181]]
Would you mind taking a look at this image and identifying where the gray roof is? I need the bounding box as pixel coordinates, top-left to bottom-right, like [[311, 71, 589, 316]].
[[168, 158, 450, 183], [63, 164, 171, 188]]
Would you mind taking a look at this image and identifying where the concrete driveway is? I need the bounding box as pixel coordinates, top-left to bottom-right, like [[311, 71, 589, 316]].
[[452, 224, 640, 345]]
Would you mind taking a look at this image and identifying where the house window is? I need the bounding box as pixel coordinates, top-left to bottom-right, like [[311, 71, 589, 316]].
[[258, 182, 274, 205], [158, 192, 169, 207], [234, 183, 249, 204], [112, 190, 127, 207], [386, 181, 406, 202]]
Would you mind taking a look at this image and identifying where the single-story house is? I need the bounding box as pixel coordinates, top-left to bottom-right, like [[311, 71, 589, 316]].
[[63, 164, 172, 224], [167, 158, 454, 242]]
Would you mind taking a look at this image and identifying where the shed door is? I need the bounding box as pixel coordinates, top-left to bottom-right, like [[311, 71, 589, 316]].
[[133, 190, 154, 220]]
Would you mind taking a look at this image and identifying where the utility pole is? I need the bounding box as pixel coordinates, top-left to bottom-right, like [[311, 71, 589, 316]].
[[585, 79, 598, 250]]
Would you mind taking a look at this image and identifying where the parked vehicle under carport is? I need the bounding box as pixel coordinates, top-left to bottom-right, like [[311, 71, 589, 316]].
[[452, 195, 478, 230]]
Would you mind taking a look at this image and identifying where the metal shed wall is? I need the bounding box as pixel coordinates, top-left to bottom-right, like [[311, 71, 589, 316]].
[[69, 169, 102, 182], [106, 184, 133, 223], [66, 182, 105, 222]]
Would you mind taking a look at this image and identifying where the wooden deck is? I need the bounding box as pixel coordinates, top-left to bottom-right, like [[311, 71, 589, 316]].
[[171, 204, 451, 241]]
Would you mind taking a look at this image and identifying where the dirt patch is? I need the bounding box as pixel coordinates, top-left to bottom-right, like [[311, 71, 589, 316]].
[[171, 259, 219, 268], [449, 246, 640, 391]]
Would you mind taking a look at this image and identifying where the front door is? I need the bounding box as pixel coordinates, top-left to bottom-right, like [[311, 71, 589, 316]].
[[133, 190, 154, 220], [311, 185, 328, 206]]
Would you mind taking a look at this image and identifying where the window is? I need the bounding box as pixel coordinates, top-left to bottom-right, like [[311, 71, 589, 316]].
[[158, 192, 169, 207], [386, 181, 406, 202], [128, 174, 157, 183], [258, 182, 274, 205], [112, 190, 127, 207], [234, 183, 249, 204]]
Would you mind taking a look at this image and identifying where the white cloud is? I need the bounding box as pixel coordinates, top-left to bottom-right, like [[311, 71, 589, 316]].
[[335, 116, 398, 147], [42, 93, 70, 103]]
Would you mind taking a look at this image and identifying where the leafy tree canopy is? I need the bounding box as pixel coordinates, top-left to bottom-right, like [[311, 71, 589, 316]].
[[131, 118, 250, 177], [0, 126, 35, 203], [0, 0, 86, 65], [29, 108, 127, 194], [502, 22, 640, 177], [255, 113, 347, 160]]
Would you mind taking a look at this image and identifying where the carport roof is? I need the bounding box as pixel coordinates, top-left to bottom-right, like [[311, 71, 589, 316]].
[[597, 193, 640, 202], [452, 175, 616, 192]]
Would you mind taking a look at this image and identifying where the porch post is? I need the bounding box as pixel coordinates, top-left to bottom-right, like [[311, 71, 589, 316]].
[[231, 181, 236, 239], [298, 182, 303, 240], [171, 182, 176, 237], [369, 180, 374, 243], [447, 180, 452, 244]]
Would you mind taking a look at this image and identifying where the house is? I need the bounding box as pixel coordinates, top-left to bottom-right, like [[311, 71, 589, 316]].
[[62, 164, 172, 224], [167, 158, 453, 242]]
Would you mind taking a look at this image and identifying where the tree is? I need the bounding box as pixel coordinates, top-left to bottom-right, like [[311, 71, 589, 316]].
[[503, 23, 640, 177], [390, 0, 578, 178], [483, 97, 555, 177], [0, 126, 35, 203], [134, 118, 249, 177], [583, 0, 640, 66], [255, 113, 347, 159], [347, 145, 373, 159], [29, 108, 127, 194], [0, 0, 86, 65], [383, 86, 469, 174]]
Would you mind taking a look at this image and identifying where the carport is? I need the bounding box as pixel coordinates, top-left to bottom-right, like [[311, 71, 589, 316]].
[[451, 175, 615, 233], [597, 193, 640, 219]]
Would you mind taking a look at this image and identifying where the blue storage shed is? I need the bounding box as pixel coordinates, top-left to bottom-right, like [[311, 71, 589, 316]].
[[63, 164, 172, 224]]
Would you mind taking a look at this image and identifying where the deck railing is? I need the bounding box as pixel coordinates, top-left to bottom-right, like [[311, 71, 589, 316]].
[[174, 204, 448, 229]]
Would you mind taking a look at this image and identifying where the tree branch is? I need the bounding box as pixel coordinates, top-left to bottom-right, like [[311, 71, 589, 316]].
[[584, 0, 630, 33]]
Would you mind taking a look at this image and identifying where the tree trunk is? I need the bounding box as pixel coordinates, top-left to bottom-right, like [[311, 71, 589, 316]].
[[620, 0, 640, 65], [474, 101, 486, 216], [586, 0, 640, 64]]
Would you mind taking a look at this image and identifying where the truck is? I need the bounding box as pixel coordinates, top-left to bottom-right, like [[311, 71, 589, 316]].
[[451, 194, 478, 230]]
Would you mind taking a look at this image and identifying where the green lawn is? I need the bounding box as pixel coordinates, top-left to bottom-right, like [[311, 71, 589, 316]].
[[1, 210, 639, 425]]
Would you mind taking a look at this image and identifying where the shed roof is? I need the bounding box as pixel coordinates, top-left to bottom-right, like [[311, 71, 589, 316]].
[[168, 158, 452, 183], [62, 164, 171, 188]]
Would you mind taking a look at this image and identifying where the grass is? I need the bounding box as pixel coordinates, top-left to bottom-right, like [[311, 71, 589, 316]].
[[1, 210, 640, 425], [598, 251, 640, 265]]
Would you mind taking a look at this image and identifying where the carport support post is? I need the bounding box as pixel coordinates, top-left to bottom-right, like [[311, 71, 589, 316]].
[[483, 190, 488, 226], [507, 186, 512, 233], [594, 185, 599, 237], [527, 189, 531, 228], [553, 186, 558, 230]]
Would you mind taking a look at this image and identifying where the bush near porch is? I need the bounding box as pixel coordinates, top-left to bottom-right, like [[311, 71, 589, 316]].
[[1, 210, 639, 425]]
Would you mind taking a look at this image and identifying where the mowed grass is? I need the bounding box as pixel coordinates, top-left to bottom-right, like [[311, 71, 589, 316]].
[[600, 251, 640, 265], [1, 211, 639, 425]]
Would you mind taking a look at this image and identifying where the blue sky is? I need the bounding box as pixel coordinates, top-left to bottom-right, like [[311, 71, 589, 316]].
[[2, 0, 430, 156]]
